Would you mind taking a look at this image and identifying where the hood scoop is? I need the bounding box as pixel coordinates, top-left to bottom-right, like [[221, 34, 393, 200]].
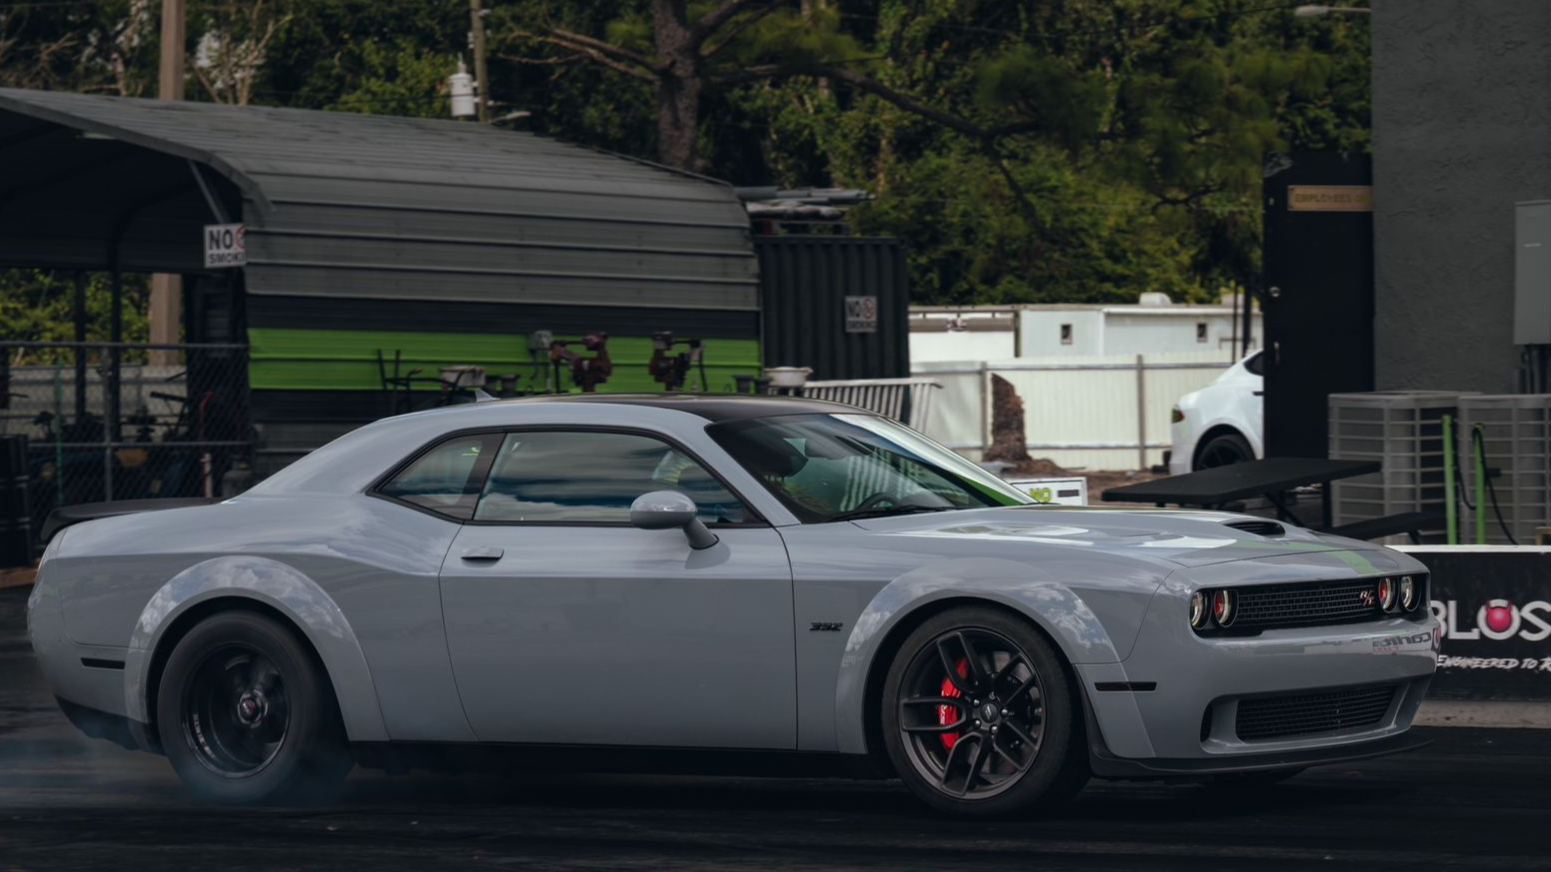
[[1223, 519, 1286, 537]]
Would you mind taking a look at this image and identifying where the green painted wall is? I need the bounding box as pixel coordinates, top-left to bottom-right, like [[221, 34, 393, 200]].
[[248, 328, 761, 393]]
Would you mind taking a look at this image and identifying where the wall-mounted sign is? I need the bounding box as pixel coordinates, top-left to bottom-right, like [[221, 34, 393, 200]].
[[1288, 185, 1373, 212], [845, 295, 878, 333], [204, 223, 246, 268]]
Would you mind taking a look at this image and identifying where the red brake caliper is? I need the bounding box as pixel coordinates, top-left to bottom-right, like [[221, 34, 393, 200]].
[[938, 658, 968, 750]]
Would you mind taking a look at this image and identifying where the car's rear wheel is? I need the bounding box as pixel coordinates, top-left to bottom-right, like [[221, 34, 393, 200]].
[[1195, 431, 1254, 470], [156, 611, 351, 803], [881, 606, 1087, 818]]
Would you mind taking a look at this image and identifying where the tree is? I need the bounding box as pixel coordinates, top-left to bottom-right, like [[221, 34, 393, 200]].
[[190, 0, 292, 105], [499, 0, 868, 171]]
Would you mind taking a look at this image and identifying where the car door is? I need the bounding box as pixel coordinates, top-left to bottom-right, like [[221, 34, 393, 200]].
[[433, 427, 797, 749]]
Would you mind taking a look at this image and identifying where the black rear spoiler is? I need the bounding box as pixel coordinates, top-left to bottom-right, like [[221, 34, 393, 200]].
[[40, 498, 218, 544]]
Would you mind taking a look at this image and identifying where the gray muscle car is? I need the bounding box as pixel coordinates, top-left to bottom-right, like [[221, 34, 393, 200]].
[[27, 395, 1441, 817]]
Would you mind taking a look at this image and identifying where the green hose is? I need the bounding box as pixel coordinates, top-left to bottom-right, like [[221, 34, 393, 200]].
[[1443, 413, 1457, 545], [1474, 423, 1487, 545]]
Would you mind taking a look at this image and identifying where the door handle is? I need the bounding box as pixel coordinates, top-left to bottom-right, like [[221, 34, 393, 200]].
[[460, 546, 504, 561]]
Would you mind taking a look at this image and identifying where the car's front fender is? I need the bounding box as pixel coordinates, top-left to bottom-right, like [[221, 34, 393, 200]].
[[832, 557, 1161, 755], [123, 555, 388, 742]]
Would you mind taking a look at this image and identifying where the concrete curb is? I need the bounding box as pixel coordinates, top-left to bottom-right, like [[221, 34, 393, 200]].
[[1415, 700, 1551, 729]]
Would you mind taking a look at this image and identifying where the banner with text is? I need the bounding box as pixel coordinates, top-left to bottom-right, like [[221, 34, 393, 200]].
[[1416, 549, 1551, 701]]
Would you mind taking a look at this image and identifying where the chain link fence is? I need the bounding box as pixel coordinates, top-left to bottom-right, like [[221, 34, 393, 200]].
[[0, 342, 251, 529]]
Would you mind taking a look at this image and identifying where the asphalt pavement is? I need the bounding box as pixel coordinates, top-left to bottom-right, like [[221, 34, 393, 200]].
[[2, 585, 1547, 871]]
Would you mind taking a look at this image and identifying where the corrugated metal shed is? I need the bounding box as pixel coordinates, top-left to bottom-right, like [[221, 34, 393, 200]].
[[0, 88, 757, 312], [758, 236, 909, 380]]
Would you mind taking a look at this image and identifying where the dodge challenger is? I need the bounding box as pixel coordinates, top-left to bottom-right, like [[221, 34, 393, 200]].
[[27, 395, 1440, 817]]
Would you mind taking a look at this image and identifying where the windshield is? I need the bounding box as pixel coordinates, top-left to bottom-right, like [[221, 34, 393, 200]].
[[707, 413, 1032, 523]]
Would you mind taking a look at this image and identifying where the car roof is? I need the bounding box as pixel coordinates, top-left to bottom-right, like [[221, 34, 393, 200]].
[[243, 392, 867, 500], [483, 392, 863, 422]]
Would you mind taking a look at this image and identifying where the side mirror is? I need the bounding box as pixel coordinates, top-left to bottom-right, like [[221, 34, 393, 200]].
[[630, 490, 719, 550]]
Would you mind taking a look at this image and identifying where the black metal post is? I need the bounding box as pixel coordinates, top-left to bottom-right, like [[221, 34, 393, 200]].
[[73, 271, 87, 426], [1243, 274, 1256, 358], [108, 267, 122, 445]]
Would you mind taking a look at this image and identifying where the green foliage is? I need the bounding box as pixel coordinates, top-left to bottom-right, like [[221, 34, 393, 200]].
[[323, 38, 462, 118], [0, 271, 150, 356]]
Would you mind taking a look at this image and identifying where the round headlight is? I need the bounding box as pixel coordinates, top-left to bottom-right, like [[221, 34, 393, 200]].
[[1190, 591, 1208, 629], [1378, 577, 1397, 612], [1399, 576, 1417, 611], [1212, 589, 1236, 627]]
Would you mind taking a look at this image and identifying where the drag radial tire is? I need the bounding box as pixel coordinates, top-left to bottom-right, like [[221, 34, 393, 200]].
[[156, 611, 352, 803], [881, 606, 1087, 818]]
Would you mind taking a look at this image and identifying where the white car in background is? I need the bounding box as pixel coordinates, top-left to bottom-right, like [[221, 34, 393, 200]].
[[1168, 351, 1264, 475]]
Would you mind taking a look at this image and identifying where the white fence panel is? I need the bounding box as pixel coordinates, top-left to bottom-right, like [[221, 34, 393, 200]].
[[909, 363, 986, 460]]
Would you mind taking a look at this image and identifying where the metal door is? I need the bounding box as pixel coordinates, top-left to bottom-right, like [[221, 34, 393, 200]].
[[1262, 152, 1376, 458]]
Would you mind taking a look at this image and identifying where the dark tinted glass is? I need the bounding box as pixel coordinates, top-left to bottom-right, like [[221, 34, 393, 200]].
[[708, 413, 1030, 524], [1244, 351, 1265, 376], [378, 433, 499, 520], [474, 430, 746, 524]]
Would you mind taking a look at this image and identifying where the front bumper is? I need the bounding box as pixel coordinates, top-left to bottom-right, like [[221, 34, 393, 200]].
[[1089, 729, 1431, 778], [1078, 553, 1440, 773], [1168, 422, 1195, 476]]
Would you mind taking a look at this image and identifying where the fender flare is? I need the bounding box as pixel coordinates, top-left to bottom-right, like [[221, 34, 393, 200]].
[[122, 555, 389, 742], [833, 557, 1138, 755]]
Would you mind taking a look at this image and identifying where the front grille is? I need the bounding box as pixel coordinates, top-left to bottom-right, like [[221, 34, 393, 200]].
[[1235, 684, 1398, 741], [1232, 579, 1382, 630], [1224, 519, 1285, 537]]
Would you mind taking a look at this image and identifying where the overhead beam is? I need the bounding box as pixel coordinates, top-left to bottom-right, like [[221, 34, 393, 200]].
[[189, 160, 231, 224]]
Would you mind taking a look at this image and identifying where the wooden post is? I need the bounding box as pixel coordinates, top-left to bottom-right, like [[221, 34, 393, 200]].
[[149, 0, 186, 366], [471, 0, 492, 123]]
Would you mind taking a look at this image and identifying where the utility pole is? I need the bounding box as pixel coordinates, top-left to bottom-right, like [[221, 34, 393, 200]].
[[148, 0, 186, 365], [470, 0, 491, 123]]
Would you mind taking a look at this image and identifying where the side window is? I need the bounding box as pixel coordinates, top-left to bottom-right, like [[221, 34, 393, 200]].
[[474, 430, 747, 525], [378, 433, 499, 520], [1244, 351, 1265, 376]]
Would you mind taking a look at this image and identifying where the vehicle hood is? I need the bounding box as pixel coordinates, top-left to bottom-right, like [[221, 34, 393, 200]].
[[849, 505, 1381, 568]]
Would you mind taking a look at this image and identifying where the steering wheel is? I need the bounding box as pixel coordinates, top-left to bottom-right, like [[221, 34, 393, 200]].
[[852, 491, 903, 512]]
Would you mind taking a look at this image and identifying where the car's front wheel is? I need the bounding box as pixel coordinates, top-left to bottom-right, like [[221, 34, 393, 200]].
[[881, 606, 1087, 818], [156, 610, 352, 803]]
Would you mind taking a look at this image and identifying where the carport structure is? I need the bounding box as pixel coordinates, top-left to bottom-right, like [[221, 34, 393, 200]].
[[0, 88, 760, 475]]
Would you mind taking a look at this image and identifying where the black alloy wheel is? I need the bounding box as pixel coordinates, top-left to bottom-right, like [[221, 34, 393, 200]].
[[882, 606, 1087, 818], [158, 611, 352, 803], [183, 644, 291, 777], [1195, 431, 1255, 470]]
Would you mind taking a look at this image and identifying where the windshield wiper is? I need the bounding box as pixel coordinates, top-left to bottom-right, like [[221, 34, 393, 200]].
[[829, 505, 954, 523]]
